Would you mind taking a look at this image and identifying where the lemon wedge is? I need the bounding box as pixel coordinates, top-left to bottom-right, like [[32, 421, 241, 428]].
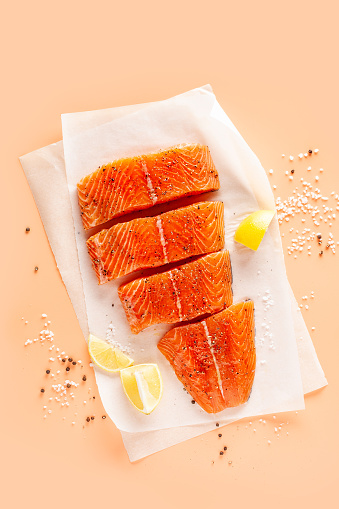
[[88, 334, 134, 372], [234, 210, 275, 250], [120, 364, 163, 414]]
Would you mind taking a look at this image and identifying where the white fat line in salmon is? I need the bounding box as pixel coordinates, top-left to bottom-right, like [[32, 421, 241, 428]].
[[156, 217, 169, 264], [202, 321, 225, 399], [169, 272, 183, 321], [141, 160, 157, 204]]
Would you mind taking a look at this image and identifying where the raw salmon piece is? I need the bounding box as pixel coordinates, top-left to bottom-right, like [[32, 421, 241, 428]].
[[157, 301, 256, 414], [77, 144, 220, 230], [87, 201, 225, 284], [118, 251, 233, 334]]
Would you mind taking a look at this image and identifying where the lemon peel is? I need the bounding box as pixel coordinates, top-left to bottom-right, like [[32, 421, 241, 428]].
[[234, 210, 275, 251], [120, 364, 163, 414], [88, 334, 133, 372]]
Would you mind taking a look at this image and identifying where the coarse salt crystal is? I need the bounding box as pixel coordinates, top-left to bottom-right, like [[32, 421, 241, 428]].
[[289, 155, 294, 161]]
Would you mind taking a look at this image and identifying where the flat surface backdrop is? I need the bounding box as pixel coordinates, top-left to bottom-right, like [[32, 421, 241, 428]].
[[1, 1, 338, 508]]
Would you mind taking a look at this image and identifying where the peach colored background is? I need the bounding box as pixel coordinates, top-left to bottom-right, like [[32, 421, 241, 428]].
[[1, 1, 338, 508]]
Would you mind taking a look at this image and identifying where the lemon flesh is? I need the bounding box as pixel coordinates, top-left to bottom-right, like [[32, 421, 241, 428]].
[[88, 334, 134, 372], [120, 364, 163, 415], [234, 210, 275, 251]]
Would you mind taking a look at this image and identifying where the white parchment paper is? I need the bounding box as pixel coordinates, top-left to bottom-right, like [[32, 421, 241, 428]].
[[20, 85, 327, 460]]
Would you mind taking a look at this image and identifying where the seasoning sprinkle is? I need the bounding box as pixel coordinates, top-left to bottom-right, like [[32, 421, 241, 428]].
[[86, 417, 90, 422], [66, 367, 70, 372], [46, 369, 50, 374], [40, 388, 45, 393], [219, 451, 224, 455], [82, 375, 87, 381], [218, 433, 222, 438], [102, 415, 106, 419], [25, 227, 30, 232], [34, 266, 39, 272]]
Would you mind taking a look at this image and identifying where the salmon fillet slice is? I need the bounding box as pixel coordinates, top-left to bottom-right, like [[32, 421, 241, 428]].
[[87, 201, 225, 284], [118, 251, 233, 334], [77, 144, 220, 230], [157, 301, 256, 414]]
